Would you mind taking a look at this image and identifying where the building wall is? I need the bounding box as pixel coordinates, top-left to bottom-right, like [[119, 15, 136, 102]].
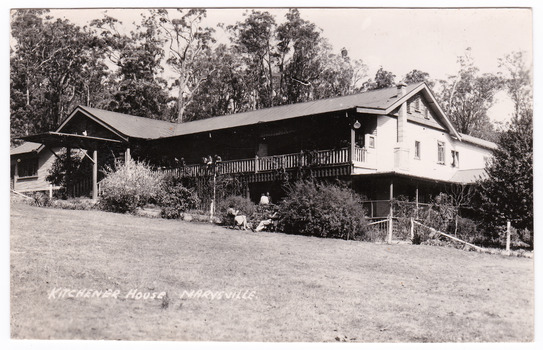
[[375, 115, 397, 172], [13, 147, 60, 192], [400, 119, 492, 181], [368, 110, 492, 182], [404, 121, 457, 180], [452, 139, 493, 170]]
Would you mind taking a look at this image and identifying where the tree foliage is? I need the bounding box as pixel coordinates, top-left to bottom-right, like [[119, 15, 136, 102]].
[[498, 51, 532, 118], [104, 11, 171, 120], [438, 48, 502, 140], [403, 69, 434, 88], [10, 9, 373, 131], [276, 9, 324, 103], [475, 51, 533, 246], [154, 9, 216, 122], [476, 110, 533, 245], [228, 10, 278, 110], [363, 67, 396, 91], [10, 10, 109, 141]]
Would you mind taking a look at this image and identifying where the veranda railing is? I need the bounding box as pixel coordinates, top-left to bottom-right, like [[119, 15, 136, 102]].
[[157, 147, 356, 177]]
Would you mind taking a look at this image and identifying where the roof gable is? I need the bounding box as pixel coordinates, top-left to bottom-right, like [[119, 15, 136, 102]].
[[385, 83, 461, 139], [55, 83, 459, 141], [405, 93, 448, 131], [56, 106, 177, 140], [57, 109, 126, 141]]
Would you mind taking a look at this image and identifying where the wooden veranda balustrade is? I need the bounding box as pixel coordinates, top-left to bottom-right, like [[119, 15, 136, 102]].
[[353, 147, 367, 163], [157, 147, 361, 178]]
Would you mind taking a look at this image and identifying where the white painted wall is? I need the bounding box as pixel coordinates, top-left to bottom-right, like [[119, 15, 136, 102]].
[[375, 115, 397, 172], [453, 139, 492, 170], [365, 115, 493, 182], [405, 121, 458, 180]]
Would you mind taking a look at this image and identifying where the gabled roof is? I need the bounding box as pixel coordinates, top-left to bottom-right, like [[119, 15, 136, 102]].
[[10, 142, 44, 156], [56, 106, 178, 140], [57, 84, 426, 140], [383, 83, 462, 140], [57, 83, 467, 142], [169, 83, 425, 138]]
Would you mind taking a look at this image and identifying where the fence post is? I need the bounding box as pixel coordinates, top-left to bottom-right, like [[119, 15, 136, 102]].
[[410, 217, 414, 242], [210, 200, 215, 222], [506, 220, 511, 254], [49, 184, 53, 199], [387, 215, 393, 244]]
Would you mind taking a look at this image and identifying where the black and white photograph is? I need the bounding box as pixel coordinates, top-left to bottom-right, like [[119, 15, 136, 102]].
[[5, 0, 538, 346]]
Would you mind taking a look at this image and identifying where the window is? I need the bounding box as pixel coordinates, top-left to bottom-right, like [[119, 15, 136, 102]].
[[451, 150, 459, 168], [364, 134, 376, 149], [368, 135, 376, 148], [437, 141, 445, 165], [424, 107, 430, 119], [17, 158, 38, 178], [415, 99, 421, 111], [414, 141, 421, 159]]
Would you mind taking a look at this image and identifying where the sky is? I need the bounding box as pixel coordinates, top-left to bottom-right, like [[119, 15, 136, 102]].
[[46, 6, 532, 124]]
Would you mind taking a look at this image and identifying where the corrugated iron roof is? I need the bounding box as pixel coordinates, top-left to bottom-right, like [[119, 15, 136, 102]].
[[169, 83, 422, 137], [53, 83, 497, 156], [10, 142, 43, 155], [74, 84, 421, 140], [77, 106, 178, 139], [459, 133, 497, 150], [449, 168, 488, 184]]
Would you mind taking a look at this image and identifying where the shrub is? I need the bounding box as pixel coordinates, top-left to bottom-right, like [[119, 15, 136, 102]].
[[46, 149, 92, 198], [49, 198, 97, 211], [99, 160, 163, 213], [277, 180, 368, 240], [455, 217, 483, 243], [359, 224, 387, 242], [218, 195, 257, 224], [30, 191, 51, 207], [157, 175, 200, 219]]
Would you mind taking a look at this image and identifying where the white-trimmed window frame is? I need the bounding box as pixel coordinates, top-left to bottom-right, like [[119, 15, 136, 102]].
[[414, 140, 421, 159], [437, 141, 446, 165]]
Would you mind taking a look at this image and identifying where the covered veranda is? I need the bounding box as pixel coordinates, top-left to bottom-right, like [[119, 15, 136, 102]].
[[19, 131, 131, 200]]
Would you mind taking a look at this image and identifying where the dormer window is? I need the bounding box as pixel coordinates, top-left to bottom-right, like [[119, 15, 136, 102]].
[[424, 107, 430, 119], [415, 99, 421, 111]]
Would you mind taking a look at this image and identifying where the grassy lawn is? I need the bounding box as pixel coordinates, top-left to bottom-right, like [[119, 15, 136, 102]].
[[10, 200, 533, 342]]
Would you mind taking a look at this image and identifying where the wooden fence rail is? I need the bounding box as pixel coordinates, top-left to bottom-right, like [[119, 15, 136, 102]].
[[412, 220, 487, 252]]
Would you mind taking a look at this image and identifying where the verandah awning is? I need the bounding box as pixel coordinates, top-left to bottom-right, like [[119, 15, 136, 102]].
[[19, 131, 124, 149], [18, 132, 128, 201]]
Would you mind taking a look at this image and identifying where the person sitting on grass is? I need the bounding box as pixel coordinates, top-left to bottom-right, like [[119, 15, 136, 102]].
[[226, 205, 248, 230], [255, 211, 278, 232]]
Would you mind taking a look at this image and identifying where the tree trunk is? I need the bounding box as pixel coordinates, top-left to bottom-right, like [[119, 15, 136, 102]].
[[177, 80, 186, 123]]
